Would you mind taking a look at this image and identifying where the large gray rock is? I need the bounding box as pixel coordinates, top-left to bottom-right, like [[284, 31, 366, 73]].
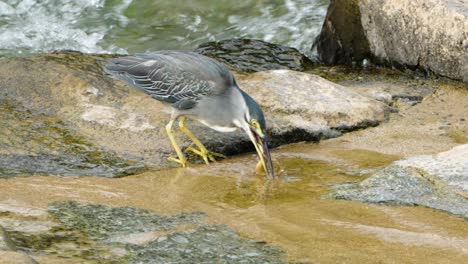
[[313, 0, 468, 82], [0, 53, 386, 177], [238, 70, 387, 143], [326, 144, 468, 217]]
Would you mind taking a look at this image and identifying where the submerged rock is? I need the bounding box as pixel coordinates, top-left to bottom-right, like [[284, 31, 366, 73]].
[[48, 201, 206, 241], [3, 201, 286, 263], [0, 53, 387, 176], [196, 38, 313, 72], [0, 225, 16, 250], [127, 225, 285, 264], [326, 145, 468, 217], [0, 226, 37, 264], [313, 0, 468, 82]]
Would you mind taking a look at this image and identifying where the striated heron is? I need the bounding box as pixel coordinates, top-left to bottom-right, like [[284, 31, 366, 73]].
[[105, 51, 275, 178]]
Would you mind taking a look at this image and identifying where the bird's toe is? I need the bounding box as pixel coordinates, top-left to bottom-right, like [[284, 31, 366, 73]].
[[186, 147, 225, 164], [167, 156, 187, 168]]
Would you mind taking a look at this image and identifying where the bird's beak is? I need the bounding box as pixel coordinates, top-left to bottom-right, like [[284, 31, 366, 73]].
[[247, 127, 275, 179]]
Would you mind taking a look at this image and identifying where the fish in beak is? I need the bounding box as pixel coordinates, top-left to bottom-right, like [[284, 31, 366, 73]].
[[247, 127, 275, 179]]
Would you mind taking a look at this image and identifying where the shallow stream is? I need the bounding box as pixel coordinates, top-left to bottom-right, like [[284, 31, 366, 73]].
[[1, 144, 466, 263]]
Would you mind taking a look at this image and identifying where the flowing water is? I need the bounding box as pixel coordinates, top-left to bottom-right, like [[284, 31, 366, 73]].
[[0, 145, 467, 263], [0, 0, 329, 56]]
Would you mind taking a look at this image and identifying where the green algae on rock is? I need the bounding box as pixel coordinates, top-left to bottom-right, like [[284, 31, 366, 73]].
[[4, 201, 287, 263], [126, 225, 285, 264], [0, 99, 145, 178], [48, 201, 206, 241], [0, 225, 16, 251]]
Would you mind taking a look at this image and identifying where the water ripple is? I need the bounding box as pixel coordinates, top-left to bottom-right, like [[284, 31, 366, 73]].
[[0, 0, 329, 56]]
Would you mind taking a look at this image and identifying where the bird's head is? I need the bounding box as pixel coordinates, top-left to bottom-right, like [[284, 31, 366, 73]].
[[239, 90, 275, 179]]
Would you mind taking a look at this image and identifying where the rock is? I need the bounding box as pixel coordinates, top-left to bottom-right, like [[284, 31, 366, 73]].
[[127, 225, 285, 264], [311, 0, 371, 65], [0, 226, 15, 250], [0, 53, 386, 176], [395, 145, 468, 195], [326, 145, 468, 217], [338, 80, 433, 106], [313, 0, 468, 82], [0, 53, 236, 175], [196, 38, 313, 72], [48, 201, 206, 240], [0, 98, 146, 178], [4, 201, 286, 263], [237, 70, 387, 144], [0, 226, 38, 264]]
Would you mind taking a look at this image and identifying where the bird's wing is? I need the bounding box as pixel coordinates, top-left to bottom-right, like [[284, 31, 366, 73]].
[[104, 51, 234, 110]]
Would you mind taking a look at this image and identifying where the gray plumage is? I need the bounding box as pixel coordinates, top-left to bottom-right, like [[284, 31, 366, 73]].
[[105, 51, 231, 107], [105, 51, 265, 132]]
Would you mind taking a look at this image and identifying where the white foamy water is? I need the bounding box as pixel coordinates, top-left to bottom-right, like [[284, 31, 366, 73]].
[[0, 0, 329, 56], [228, 0, 327, 54], [0, 0, 128, 55]]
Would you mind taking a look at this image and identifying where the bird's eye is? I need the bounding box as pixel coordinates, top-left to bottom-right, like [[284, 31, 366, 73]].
[[250, 119, 261, 130]]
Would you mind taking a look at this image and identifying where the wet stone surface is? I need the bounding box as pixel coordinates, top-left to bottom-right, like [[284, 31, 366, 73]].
[[196, 38, 313, 72], [127, 225, 285, 264], [48, 201, 206, 241], [5, 201, 286, 263], [1, 53, 392, 176], [326, 164, 468, 218], [0, 99, 145, 178]]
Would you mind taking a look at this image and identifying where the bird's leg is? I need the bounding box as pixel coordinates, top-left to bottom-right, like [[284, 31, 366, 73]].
[[165, 119, 187, 167], [178, 116, 226, 164]]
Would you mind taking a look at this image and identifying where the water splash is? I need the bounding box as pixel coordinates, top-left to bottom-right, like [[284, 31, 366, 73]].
[[227, 0, 328, 56], [0, 0, 127, 55]]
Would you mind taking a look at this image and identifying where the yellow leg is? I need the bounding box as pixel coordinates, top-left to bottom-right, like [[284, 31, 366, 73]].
[[178, 117, 226, 165], [165, 119, 187, 167]]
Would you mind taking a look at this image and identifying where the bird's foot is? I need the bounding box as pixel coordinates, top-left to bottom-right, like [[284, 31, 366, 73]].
[[167, 156, 187, 168], [186, 147, 226, 165]]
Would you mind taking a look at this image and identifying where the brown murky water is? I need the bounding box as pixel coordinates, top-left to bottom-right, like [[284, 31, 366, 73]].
[[1, 144, 467, 263]]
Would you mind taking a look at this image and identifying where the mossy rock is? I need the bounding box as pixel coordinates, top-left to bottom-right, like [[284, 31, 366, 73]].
[[6, 201, 287, 263]]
